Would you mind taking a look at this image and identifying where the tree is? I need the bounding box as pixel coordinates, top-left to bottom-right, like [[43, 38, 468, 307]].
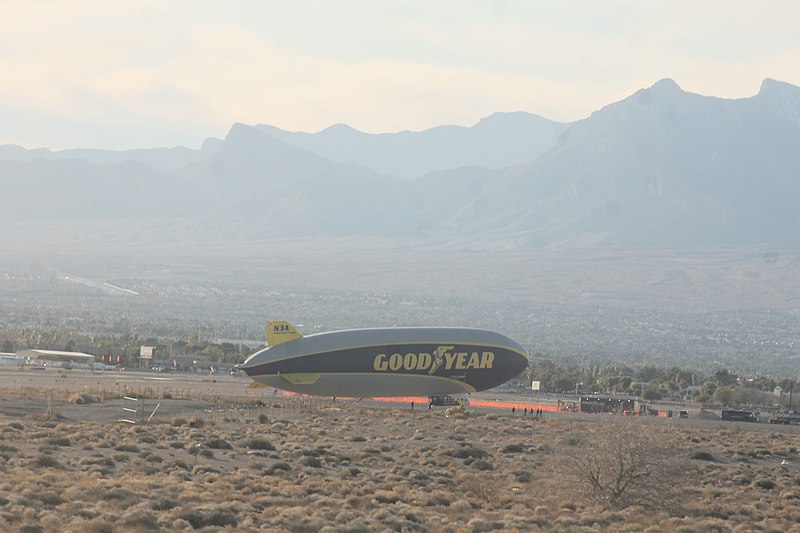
[[641, 385, 663, 400], [2, 340, 13, 353], [563, 420, 687, 511], [713, 386, 736, 406], [713, 368, 738, 387]]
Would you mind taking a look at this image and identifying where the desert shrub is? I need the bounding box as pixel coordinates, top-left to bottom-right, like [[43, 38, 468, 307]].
[[513, 470, 532, 483], [170, 459, 190, 471], [448, 446, 489, 459], [114, 443, 140, 453], [373, 490, 401, 504], [171, 417, 187, 426], [103, 487, 138, 502], [459, 474, 506, 507], [691, 451, 716, 461], [47, 436, 70, 447], [301, 456, 323, 468], [426, 490, 452, 506], [351, 435, 367, 442], [178, 508, 237, 529], [267, 461, 292, 474], [206, 437, 232, 449], [69, 393, 96, 404], [137, 434, 156, 444], [38, 492, 64, 506], [152, 499, 177, 511], [300, 448, 329, 458], [121, 509, 159, 530], [501, 443, 526, 453], [199, 449, 215, 458], [755, 478, 776, 490], [258, 414, 269, 423], [81, 519, 116, 533], [32, 454, 64, 469], [188, 417, 205, 428], [0, 443, 18, 453], [193, 465, 220, 474], [473, 460, 494, 471], [81, 457, 115, 469], [243, 438, 276, 451], [467, 518, 505, 532], [169, 442, 184, 449]]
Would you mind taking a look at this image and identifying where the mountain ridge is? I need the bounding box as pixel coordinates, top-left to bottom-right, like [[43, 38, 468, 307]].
[[1, 78, 798, 249]]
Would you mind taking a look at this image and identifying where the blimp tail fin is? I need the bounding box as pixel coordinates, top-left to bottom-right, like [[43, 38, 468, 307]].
[[266, 321, 303, 346]]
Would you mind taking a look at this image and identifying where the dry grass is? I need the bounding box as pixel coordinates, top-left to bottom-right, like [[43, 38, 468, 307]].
[[2, 393, 800, 532]]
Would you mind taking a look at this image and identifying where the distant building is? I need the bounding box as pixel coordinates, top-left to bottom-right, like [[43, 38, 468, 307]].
[[16, 349, 95, 367], [0, 353, 25, 367], [774, 386, 783, 396]]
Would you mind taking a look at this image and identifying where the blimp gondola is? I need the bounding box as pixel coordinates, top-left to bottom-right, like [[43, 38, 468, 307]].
[[239, 321, 529, 399]]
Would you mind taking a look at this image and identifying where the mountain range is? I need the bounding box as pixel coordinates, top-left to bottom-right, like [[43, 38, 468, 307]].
[[1, 78, 798, 249]]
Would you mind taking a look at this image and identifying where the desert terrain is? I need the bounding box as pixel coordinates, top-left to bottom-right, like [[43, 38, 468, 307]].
[[1, 369, 800, 532]]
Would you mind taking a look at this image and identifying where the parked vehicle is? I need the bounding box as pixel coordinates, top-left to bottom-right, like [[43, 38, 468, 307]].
[[769, 413, 800, 425], [721, 409, 758, 423]]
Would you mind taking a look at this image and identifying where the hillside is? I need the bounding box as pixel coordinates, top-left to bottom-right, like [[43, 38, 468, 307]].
[[1, 79, 798, 249]]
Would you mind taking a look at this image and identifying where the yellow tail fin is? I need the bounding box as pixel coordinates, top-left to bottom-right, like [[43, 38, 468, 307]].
[[266, 321, 303, 346]]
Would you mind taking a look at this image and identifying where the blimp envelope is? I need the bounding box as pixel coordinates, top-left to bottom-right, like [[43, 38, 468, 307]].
[[240, 321, 529, 398]]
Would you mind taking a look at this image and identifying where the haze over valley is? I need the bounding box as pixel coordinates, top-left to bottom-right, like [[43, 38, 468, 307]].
[[3, 78, 800, 249], [2, 80, 799, 377]]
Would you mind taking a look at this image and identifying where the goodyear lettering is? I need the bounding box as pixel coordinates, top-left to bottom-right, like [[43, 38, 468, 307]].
[[418, 352, 431, 370], [373, 347, 495, 373]]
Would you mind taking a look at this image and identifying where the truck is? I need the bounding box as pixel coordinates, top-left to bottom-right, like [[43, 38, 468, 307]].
[[769, 413, 800, 425], [720, 409, 759, 423]]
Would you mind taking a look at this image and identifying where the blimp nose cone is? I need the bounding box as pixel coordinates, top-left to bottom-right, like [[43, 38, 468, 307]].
[[502, 352, 528, 383], [510, 352, 529, 378]]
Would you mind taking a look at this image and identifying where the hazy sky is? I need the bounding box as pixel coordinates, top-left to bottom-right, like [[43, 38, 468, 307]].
[[2, 1, 798, 150]]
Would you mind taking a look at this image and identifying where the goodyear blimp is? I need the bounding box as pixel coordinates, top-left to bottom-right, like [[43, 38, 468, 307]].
[[239, 321, 529, 399]]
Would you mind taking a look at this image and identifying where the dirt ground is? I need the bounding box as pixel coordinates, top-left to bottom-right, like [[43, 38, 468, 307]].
[[3, 368, 800, 532]]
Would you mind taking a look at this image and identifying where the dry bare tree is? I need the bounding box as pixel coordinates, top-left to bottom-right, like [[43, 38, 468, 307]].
[[560, 419, 689, 511]]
